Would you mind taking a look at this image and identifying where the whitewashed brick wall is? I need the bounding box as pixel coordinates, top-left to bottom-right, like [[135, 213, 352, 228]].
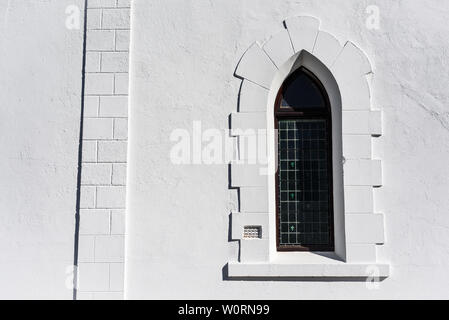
[[77, 0, 130, 300]]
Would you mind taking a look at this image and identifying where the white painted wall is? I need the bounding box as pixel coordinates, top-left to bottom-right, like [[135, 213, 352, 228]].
[[0, 0, 84, 299], [126, 0, 449, 298], [0, 0, 447, 300]]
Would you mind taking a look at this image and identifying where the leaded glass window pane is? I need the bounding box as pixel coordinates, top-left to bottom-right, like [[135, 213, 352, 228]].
[[278, 119, 331, 248], [276, 67, 333, 251]]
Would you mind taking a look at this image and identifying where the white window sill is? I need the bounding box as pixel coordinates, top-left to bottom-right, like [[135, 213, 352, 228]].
[[227, 260, 390, 279]]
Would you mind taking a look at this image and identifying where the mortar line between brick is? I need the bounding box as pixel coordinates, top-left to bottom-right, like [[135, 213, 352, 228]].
[[108, 263, 111, 291], [109, 209, 113, 235]]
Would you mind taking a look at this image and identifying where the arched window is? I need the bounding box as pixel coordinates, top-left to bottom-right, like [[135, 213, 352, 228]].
[[275, 67, 334, 252]]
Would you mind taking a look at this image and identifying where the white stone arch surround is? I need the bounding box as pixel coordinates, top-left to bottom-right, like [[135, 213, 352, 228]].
[[229, 16, 389, 279]]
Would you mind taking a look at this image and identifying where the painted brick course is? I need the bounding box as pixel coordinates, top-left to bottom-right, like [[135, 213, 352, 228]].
[[78, 0, 130, 300]]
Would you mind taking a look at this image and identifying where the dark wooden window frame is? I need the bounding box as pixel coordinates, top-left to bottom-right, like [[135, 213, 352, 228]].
[[275, 67, 335, 252]]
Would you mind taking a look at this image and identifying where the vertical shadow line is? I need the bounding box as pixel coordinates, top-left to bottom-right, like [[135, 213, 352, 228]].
[[73, 0, 89, 301]]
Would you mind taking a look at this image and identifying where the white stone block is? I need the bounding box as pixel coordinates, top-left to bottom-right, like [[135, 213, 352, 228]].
[[240, 239, 270, 263], [78, 263, 109, 292], [115, 30, 130, 51], [371, 160, 382, 187], [101, 52, 129, 72], [331, 41, 373, 111], [346, 214, 385, 244], [237, 131, 268, 163], [342, 135, 372, 159], [87, 0, 116, 8], [235, 42, 277, 89], [84, 96, 99, 117], [113, 118, 128, 140], [240, 187, 269, 213], [111, 209, 126, 235], [86, 30, 115, 51], [339, 76, 371, 110], [343, 111, 369, 134], [332, 41, 372, 77], [80, 209, 110, 235], [97, 141, 128, 163], [85, 73, 114, 95], [262, 29, 294, 69], [94, 235, 125, 262], [284, 16, 320, 53], [83, 118, 113, 140], [109, 263, 124, 291], [312, 31, 342, 68], [87, 9, 102, 30], [96, 186, 126, 208], [344, 159, 382, 187], [85, 52, 101, 72], [230, 112, 266, 135], [82, 140, 97, 163], [99, 96, 128, 117], [231, 163, 267, 187], [345, 244, 376, 263], [239, 80, 269, 113], [228, 262, 390, 278], [117, 0, 131, 8], [102, 9, 130, 29], [112, 163, 127, 185], [78, 235, 95, 263], [343, 111, 381, 135], [80, 186, 96, 208], [114, 73, 129, 94], [81, 163, 112, 185], [344, 186, 373, 213], [370, 111, 382, 136]]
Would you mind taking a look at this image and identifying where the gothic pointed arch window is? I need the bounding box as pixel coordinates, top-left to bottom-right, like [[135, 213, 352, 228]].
[[275, 67, 334, 252]]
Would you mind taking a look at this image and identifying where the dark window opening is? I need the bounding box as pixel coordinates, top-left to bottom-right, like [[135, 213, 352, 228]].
[[275, 67, 334, 252]]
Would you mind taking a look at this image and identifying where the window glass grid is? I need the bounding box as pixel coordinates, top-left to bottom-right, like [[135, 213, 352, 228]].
[[278, 119, 331, 247]]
